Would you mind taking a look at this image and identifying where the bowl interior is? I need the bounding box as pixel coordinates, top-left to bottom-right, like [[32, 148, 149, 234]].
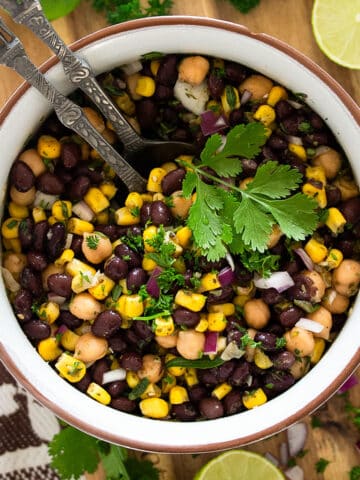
[[0, 18, 359, 453]]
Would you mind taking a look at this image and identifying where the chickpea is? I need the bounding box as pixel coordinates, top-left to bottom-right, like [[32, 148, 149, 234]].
[[155, 333, 178, 349], [178, 56, 210, 86], [18, 148, 46, 176], [176, 330, 205, 360], [290, 356, 310, 379], [243, 298, 270, 329], [267, 224, 283, 249], [332, 259, 360, 297], [82, 232, 112, 264], [74, 332, 108, 363], [42, 263, 65, 290], [69, 293, 103, 321], [83, 107, 105, 134], [170, 191, 192, 219], [312, 148, 342, 180], [333, 176, 359, 201], [303, 270, 326, 303], [3, 252, 27, 281], [322, 288, 349, 314], [239, 74, 273, 100], [284, 327, 315, 357], [10, 186, 36, 206], [307, 306, 332, 340], [138, 354, 164, 384]]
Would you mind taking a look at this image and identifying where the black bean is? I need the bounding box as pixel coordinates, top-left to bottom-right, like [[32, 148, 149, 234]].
[[287, 273, 316, 302], [229, 362, 251, 387], [33, 220, 49, 252], [206, 286, 234, 305], [104, 256, 128, 281], [74, 371, 92, 393], [138, 202, 151, 226], [275, 100, 295, 119], [27, 251, 48, 272], [261, 145, 275, 160], [111, 397, 137, 412], [75, 165, 103, 184], [46, 222, 66, 260], [53, 164, 73, 184], [279, 306, 303, 328], [92, 310, 121, 338], [264, 370, 295, 393], [308, 112, 324, 130], [227, 328, 244, 345], [58, 310, 82, 329], [124, 329, 144, 349], [107, 380, 127, 398], [120, 351, 142, 371], [218, 361, 236, 382], [108, 333, 127, 354], [188, 384, 207, 404], [199, 397, 224, 419], [325, 185, 341, 207], [170, 127, 192, 143], [223, 390, 244, 415], [154, 84, 173, 100], [208, 72, 225, 98], [126, 268, 147, 292], [20, 267, 43, 296], [229, 108, 245, 126], [10, 161, 35, 192], [61, 142, 81, 169], [171, 402, 198, 421], [70, 234, 83, 256], [161, 168, 186, 196], [254, 331, 278, 351], [198, 368, 219, 387], [241, 159, 258, 177], [340, 197, 360, 224], [47, 273, 72, 298], [260, 288, 284, 305], [114, 243, 142, 268], [94, 224, 121, 243], [18, 218, 34, 252], [268, 134, 288, 150], [282, 257, 302, 275], [271, 351, 296, 370], [281, 114, 307, 135], [91, 358, 110, 384], [225, 61, 247, 84], [132, 320, 154, 342], [198, 256, 227, 273], [173, 308, 200, 328], [23, 319, 51, 340], [13, 289, 33, 322], [336, 237, 354, 258], [303, 132, 331, 147], [162, 107, 178, 126], [69, 175, 90, 200], [136, 99, 158, 131], [156, 54, 178, 87], [234, 264, 253, 286], [150, 200, 172, 226], [127, 225, 142, 237], [36, 172, 64, 195]]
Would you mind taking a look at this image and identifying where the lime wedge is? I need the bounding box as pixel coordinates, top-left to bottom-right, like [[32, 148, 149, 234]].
[[193, 450, 285, 480], [312, 0, 360, 69]]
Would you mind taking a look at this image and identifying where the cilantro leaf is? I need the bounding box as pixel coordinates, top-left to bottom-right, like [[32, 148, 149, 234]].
[[92, 0, 173, 24], [125, 457, 160, 480], [315, 457, 330, 473], [350, 466, 360, 480], [99, 444, 130, 480], [239, 249, 280, 277], [182, 170, 198, 198], [228, 0, 261, 14]]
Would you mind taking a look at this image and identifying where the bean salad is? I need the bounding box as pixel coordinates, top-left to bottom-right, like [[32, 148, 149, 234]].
[[2, 52, 360, 421]]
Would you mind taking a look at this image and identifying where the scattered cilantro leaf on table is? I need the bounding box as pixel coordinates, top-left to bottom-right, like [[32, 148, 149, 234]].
[[350, 466, 360, 480], [92, 0, 173, 24], [227, 0, 261, 14], [315, 457, 330, 473]]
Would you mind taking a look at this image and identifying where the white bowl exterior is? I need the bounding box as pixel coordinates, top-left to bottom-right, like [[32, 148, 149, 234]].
[[0, 23, 359, 451]]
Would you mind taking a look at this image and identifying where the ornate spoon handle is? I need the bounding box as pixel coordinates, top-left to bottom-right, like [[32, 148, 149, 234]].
[[14, 0, 145, 152]]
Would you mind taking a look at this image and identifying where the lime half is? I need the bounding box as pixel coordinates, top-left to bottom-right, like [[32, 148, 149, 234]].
[[193, 450, 285, 480], [312, 0, 360, 69]]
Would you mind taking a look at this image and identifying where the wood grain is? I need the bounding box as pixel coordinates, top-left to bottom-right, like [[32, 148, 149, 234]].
[[0, 1, 359, 478]]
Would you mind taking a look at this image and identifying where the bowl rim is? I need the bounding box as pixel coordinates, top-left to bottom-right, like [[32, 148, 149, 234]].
[[0, 16, 360, 453]]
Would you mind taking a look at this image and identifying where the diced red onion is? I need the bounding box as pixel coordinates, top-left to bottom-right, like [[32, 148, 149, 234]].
[[284, 465, 304, 480], [47, 293, 67, 305], [218, 266, 236, 286], [200, 110, 228, 136], [240, 89, 252, 105], [220, 341, 245, 361], [254, 271, 295, 293], [121, 60, 142, 75], [287, 99, 303, 109], [286, 135, 303, 145], [64, 233, 73, 250], [279, 441, 289, 466], [34, 191, 59, 209], [264, 452, 280, 467], [55, 324, 68, 336], [72, 201, 95, 222], [146, 267, 162, 298], [225, 252, 235, 271], [295, 318, 324, 334], [204, 331, 218, 355], [286, 422, 308, 457], [294, 248, 314, 271], [337, 374, 359, 394], [102, 368, 127, 385], [314, 145, 331, 157]]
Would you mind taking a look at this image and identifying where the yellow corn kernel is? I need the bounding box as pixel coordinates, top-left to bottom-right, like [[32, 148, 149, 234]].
[[184, 368, 198, 387], [67, 217, 94, 235], [2, 218, 20, 239], [143, 225, 158, 252], [142, 256, 158, 272], [90, 148, 101, 161], [253, 105, 276, 127], [141, 193, 153, 203], [150, 59, 160, 76], [267, 85, 288, 106], [325, 248, 343, 269], [302, 183, 327, 208], [118, 278, 130, 295], [198, 272, 221, 292], [2, 238, 11, 250], [310, 337, 326, 364], [116, 294, 144, 320], [66, 258, 97, 277], [60, 329, 80, 351], [161, 373, 176, 394], [37, 135, 61, 159], [325, 207, 346, 234], [195, 315, 208, 332], [169, 385, 189, 405], [8, 202, 29, 219], [96, 210, 109, 225], [139, 397, 169, 419], [135, 75, 156, 97], [239, 177, 254, 190], [175, 226, 192, 248], [37, 337, 62, 361], [147, 167, 167, 193], [114, 206, 140, 226], [32, 206, 47, 223], [111, 358, 120, 370], [153, 193, 165, 202], [208, 303, 236, 317], [141, 383, 162, 400], [174, 289, 207, 312], [161, 161, 177, 173], [87, 382, 111, 405], [254, 349, 273, 369], [114, 91, 135, 115], [178, 155, 194, 172], [173, 257, 186, 274], [126, 371, 140, 389], [125, 192, 144, 210], [38, 301, 60, 324], [84, 187, 110, 214], [71, 274, 93, 294], [207, 312, 227, 332], [288, 143, 307, 161], [52, 200, 72, 221], [9, 238, 21, 253], [165, 354, 186, 377], [55, 249, 74, 266], [206, 99, 221, 113], [47, 215, 59, 226], [55, 352, 86, 382], [99, 181, 117, 200], [154, 316, 175, 336], [88, 275, 115, 300], [242, 388, 267, 409], [212, 382, 232, 400], [304, 238, 328, 264], [221, 85, 240, 114], [306, 165, 326, 184]]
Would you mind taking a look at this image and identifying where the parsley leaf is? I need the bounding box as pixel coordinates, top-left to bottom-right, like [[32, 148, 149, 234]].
[[315, 458, 330, 473], [92, 0, 173, 24], [239, 249, 280, 278]]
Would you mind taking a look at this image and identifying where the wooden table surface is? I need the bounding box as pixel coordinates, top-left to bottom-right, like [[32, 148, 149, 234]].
[[0, 1, 359, 479]]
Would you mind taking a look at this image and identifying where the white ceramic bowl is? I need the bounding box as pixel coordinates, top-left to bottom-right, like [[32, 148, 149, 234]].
[[0, 17, 360, 453]]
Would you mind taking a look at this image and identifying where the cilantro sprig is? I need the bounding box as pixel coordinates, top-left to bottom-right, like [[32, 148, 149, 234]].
[[180, 123, 319, 260]]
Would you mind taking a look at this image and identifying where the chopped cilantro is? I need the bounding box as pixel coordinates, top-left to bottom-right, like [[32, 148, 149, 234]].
[[128, 377, 150, 400], [275, 337, 287, 348], [121, 234, 143, 252], [311, 416, 323, 428], [86, 234, 100, 250]]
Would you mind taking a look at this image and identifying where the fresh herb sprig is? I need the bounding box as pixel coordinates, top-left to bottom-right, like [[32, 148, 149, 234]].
[[180, 123, 319, 261], [92, 0, 173, 23]]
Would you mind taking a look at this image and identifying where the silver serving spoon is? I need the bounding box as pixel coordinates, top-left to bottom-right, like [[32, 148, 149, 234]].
[[0, 0, 197, 169]]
